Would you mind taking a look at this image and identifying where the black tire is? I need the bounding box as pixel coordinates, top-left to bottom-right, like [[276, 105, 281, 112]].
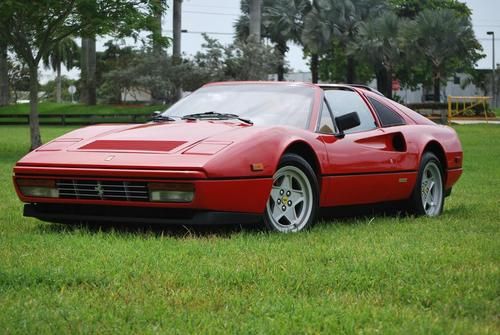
[[408, 152, 445, 216], [264, 153, 319, 232]]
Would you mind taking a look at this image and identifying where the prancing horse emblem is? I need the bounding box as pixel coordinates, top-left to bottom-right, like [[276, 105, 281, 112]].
[[94, 182, 105, 198], [105, 155, 115, 161]]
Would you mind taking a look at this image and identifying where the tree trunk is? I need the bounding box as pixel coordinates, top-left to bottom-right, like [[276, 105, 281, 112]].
[[80, 38, 88, 104], [87, 37, 96, 105], [311, 53, 319, 83], [249, 0, 262, 42], [0, 42, 8, 106], [375, 67, 387, 97], [56, 61, 62, 103], [28, 65, 42, 150], [276, 41, 287, 81], [80, 37, 96, 105], [346, 55, 355, 84], [152, 0, 164, 55], [433, 69, 441, 102], [386, 68, 393, 100], [151, 0, 164, 102]]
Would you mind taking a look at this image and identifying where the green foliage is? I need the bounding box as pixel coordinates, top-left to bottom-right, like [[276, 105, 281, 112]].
[[0, 103, 163, 115], [390, 0, 471, 18], [318, 40, 374, 84], [402, 8, 483, 100], [0, 124, 498, 333], [41, 77, 79, 103], [42, 37, 79, 73]]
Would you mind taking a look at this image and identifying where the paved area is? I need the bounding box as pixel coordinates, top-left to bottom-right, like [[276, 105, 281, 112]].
[[451, 119, 500, 125]]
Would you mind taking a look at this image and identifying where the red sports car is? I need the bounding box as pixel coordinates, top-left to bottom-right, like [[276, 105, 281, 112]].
[[13, 82, 463, 232]]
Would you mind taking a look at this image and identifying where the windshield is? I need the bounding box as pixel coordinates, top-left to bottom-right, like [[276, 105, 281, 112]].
[[161, 84, 315, 128]]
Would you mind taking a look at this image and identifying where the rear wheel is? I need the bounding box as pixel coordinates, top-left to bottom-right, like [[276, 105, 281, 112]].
[[409, 152, 444, 216], [264, 153, 318, 232]]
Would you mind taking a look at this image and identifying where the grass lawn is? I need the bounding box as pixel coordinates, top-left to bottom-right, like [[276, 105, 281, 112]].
[[0, 125, 499, 334], [0, 102, 165, 115]]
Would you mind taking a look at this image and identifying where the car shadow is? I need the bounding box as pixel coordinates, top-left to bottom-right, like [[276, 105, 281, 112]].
[[35, 202, 408, 238], [37, 220, 266, 238]]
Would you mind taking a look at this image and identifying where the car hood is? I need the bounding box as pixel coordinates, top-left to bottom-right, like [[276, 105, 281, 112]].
[[70, 121, 253, 153], [15, 121, 260, 170]]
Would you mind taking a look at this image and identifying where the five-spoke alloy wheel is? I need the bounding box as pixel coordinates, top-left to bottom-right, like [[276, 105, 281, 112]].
[[264, 153, 318, 232], [409, 152, 445, 216]]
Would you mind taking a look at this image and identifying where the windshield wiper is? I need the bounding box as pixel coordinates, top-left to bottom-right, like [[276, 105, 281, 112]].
[[181, 111, 253, 125]]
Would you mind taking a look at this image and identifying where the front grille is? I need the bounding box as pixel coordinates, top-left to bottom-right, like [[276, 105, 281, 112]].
[[57, 180, 149, 202]]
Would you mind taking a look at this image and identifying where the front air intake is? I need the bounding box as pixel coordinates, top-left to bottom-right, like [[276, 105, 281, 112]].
[[56, 180, 149, 201]]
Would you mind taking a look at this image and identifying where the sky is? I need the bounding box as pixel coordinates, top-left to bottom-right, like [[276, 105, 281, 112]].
[[40, 0, 500, 83]]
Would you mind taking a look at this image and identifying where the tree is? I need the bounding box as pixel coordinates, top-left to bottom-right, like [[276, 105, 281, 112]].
[[236, 0, 311, 81], [0, 0, 165, 149], [262, 0, 311, 81], [404, 9, 482, 102], [390, 0, 471, 19], [352, 12, 405, 98], [301, 1, 335, 83], [42, 37, 79, 103]]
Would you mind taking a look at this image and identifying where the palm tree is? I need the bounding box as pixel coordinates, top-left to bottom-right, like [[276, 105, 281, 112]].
[[42, 37, 78, 103], [301, 1, 336, 83], [333, 0, 387, 83], [262, 0, 311, 81], [235, 0, 311, 81], [352, 12, 405, 98], [405, 9, 478, 102]]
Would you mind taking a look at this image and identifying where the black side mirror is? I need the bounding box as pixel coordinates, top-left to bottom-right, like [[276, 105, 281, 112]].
[[151, 111, 162, 121], [335, 111, 360, 138]]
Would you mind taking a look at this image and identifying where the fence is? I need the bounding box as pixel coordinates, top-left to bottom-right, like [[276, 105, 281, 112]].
[[447, 96, 492, 124], [0, 113, 152, 125]]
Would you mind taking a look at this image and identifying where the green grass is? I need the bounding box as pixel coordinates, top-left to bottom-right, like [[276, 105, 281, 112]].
[[0, 102, 165, 115], [0, 125, 499, 334]]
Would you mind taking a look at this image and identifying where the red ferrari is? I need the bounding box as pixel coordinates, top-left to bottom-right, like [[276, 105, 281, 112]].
[[13, 82, 463, 232]]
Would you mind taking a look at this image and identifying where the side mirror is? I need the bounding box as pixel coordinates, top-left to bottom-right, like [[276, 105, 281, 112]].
[[335, 111, 360, 138], [151, 111, 162, 120]]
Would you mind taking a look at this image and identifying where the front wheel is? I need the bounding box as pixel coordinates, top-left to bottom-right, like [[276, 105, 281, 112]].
[[264, 153, 319, 232], [409, 152, 445, 216]]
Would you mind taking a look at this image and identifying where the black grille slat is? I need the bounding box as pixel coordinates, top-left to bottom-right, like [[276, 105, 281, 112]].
[[56, 180, 149, 202]]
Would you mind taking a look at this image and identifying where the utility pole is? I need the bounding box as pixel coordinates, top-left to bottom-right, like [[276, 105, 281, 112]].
[[173, 0, 182, 63], [173, 0, 183, 101], [487, 31, 495, 108], [249, 0, 262, 42]]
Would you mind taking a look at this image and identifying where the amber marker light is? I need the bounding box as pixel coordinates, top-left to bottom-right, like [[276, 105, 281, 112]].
[[16, 179, 59, 198], [251, 163, 264, 171], [148, 183, 195, 202]]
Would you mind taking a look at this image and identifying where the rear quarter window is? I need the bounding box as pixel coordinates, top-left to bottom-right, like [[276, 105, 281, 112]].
[[367, 96, 406, 127]]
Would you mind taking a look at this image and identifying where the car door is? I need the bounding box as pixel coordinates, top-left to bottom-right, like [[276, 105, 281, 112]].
[[318, 89, 418, 207]]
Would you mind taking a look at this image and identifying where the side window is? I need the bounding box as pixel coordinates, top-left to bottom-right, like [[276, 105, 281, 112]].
[[368, 96, 406, 127], [324, 89, 377, 133], [317, 100, 335, 134]]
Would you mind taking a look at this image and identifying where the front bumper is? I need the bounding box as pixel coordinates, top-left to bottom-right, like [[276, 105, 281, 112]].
[[24, 203, 262, 225], [14, 169, 273, 214]]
